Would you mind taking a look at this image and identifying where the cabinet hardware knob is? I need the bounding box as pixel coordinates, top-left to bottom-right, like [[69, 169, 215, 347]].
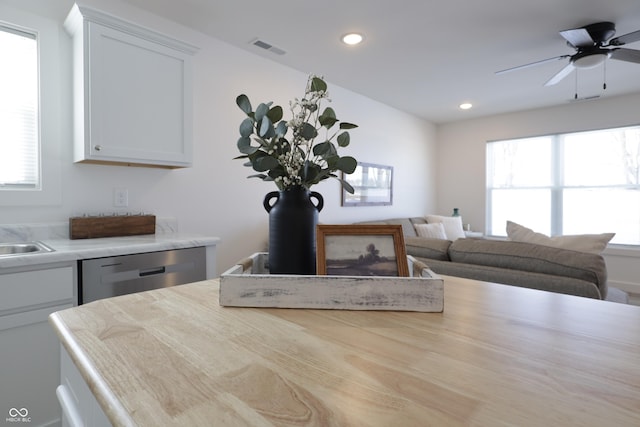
[[94, 145, 102, 151]]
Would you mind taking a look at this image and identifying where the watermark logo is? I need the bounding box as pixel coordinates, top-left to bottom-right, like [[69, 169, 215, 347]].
[[6, 407, 31, 423]]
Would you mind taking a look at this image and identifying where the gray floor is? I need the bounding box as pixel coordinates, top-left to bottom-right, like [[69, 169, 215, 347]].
[[628, 292, 640, 307]]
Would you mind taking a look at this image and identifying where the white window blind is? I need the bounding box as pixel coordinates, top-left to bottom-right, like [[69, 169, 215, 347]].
[[0, 24, 39, 189]]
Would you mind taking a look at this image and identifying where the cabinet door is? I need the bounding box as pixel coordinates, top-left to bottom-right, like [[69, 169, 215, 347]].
[[83, 21, 193, 168], [1, 304, 71, 426], [0, 265, 75, 426]]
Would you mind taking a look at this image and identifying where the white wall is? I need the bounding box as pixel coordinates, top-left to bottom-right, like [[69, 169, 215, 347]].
[[436, 92, 640, 294], [0, 0, 437, 273]]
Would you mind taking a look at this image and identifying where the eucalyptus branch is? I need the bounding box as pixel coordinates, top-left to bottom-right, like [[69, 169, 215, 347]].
[[235, 75, 358, 192]]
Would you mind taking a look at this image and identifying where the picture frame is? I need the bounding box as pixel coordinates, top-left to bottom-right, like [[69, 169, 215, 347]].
[[316, 224, 409, 277], [341, 162, 393, 207]]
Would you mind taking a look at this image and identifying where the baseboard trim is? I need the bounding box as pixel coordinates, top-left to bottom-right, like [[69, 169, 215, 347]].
[[608, 280, 640, 295]]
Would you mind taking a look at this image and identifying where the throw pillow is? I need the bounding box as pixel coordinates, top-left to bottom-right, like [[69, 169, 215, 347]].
[[425, 215, 466, 240], [415, 223, 447, 239], [506, 220, 615, 254]]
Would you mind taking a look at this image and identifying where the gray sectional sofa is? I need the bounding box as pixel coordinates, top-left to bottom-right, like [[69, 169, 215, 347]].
[[359, 217, 628, 303]]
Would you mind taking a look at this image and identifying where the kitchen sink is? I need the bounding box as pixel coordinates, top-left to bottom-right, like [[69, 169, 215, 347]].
[[0, 241, 55, 257]]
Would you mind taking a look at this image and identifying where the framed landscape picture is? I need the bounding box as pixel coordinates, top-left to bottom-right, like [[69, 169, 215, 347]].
[[316, 224, 409, 277], [341, 162, 393, 207]]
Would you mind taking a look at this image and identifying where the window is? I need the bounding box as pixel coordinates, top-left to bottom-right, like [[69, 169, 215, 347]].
[[0, 9, 61, 207], [0, 24, 39, 189], [487, 125, 640, 245]]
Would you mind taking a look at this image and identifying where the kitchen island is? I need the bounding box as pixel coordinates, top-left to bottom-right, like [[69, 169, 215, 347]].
[[49, 277, 640, 426]]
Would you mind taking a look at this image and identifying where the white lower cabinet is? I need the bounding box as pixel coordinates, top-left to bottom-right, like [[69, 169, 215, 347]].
[[58, 347, 110, 427], [0, 264, 75, 427]]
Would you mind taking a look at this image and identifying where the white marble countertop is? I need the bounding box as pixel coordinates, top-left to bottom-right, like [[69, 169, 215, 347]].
[[0, 232, 220, 269]]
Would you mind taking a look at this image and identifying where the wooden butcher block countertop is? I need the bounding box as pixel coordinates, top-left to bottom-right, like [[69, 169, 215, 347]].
[[49, 277, 640, 426]]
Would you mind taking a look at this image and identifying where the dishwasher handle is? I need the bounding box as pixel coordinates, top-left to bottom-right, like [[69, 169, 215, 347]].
[[139, 266, 166, 277]]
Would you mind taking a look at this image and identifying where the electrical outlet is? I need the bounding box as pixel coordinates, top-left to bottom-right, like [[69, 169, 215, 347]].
[[114, 188, 129, 207]]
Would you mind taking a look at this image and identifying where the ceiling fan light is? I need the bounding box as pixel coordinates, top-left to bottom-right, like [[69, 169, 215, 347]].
[[573, 52, 609, 69]]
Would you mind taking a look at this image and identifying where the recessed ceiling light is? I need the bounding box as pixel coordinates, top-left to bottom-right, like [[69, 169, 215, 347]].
[[341, 33, 364, 45], [459, 102, 473, 110]]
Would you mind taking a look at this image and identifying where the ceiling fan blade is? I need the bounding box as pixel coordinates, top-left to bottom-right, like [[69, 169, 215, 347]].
[[610, 48, 640, 63], [544, 62, 576, 86], [560, 28, 595, 48], [609, 29, 640, 46], [495, 55, 570, 75]]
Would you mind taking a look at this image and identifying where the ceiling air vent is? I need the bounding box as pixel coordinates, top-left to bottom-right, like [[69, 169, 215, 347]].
[[251, 38, 286, 55]]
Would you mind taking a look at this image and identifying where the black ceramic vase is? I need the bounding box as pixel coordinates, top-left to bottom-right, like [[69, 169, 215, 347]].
[[263, 186, 324, 275]]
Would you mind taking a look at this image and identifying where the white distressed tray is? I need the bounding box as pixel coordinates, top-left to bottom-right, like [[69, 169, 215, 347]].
[[219, 252, 443, 312]]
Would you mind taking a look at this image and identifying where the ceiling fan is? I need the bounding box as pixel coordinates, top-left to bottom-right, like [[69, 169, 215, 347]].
[[496, 22, 640, 86]]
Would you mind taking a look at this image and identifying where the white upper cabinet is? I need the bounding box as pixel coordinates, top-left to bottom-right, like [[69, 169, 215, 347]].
[[64, 4, 199, 168]]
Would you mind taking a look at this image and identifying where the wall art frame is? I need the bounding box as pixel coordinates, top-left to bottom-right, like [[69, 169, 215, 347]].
[[341, 162, 393, 207]]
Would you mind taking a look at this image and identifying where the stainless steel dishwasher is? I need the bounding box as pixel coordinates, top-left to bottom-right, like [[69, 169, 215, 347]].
[[79, 246, 206, 304]]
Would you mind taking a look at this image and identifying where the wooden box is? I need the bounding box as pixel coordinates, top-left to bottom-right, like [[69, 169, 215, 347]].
[[220, 253, 444, 312], [69, 215, 156, 239]]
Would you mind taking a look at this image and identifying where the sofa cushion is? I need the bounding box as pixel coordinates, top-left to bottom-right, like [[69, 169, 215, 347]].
[[425, 215, 466, 240], [506, 220, 614, 254], [415, 223, 447, 239], [409, 217, 428, 228], [404, 236, 451, 261], [448, 239, 608, 298], [415, 257, 603, 299]]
